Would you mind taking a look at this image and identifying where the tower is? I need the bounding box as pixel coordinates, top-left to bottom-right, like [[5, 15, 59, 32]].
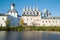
[[11, 4, 15, 10], [7, 3, 18, 17]]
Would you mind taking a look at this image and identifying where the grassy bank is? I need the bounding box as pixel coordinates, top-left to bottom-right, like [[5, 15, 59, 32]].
[[0, 26, 60, 31]]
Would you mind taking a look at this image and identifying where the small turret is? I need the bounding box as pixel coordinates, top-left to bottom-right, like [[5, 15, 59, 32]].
[[11, 4, 15, 10]]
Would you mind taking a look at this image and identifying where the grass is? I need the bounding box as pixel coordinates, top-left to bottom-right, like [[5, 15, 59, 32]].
[[0, 26, 60, 31]]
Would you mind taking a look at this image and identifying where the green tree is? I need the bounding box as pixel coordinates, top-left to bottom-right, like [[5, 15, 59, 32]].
[[6, 20, 10, 27], [20, 18, 24, 27], [5, 19, 10, 31]]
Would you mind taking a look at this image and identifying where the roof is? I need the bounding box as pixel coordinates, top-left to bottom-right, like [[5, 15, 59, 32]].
[[22, 15, 38, 16], [22, 11, 38, 16], [18, 15, 21, 17], [7, 9, 18, 13], [42, 17, 60, 19], [11, 4, 15, 6], [0, 14, 5, 16]]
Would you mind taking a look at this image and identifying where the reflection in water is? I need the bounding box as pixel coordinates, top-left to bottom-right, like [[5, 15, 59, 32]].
[[0, 31, 6, 40], [0, 31, 60, 40]]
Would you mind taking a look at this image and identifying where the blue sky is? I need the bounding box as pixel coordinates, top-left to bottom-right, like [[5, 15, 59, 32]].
[[0, 0, 60, 16]]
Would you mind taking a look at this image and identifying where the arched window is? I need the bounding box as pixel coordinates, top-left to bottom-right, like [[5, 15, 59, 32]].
[[42, 21, 44, 23], [37, 11, 39, 15], [27, 18, 28, 20], [49, 21, 51, 23], [53, 21, 54, 23], [2, 18, 4, 20], [27, 12, 29, 15], [33, 12, 35, 15], [56, 21, 57, 23], [46, 21, 47, 23], [30, 12, 32, 15]]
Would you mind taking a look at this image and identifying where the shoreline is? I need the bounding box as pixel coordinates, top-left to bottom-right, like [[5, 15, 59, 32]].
[[0, 26, 60, 31], [0, 31, 60, 34]]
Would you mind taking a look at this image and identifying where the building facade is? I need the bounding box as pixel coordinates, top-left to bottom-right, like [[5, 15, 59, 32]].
[[0, 4, 60, 27], [0, 14, 7, 26], [0, 4, 20, 27], [22, 6, 60, 26]]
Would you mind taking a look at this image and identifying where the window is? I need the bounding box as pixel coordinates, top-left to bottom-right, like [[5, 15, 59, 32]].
[[42, 21, 44, 23], [56, 21, 57, 23], [53, 21, 54, 23], [49, 21, 51, 23], [37, 12, 39, 15], [13, 23, 15, 25], [0, 24, 2, 27], [31, 18, 32, 20], [34, 12, 35, 15], [46, 21, 47, 23], [30, 12, 32, 15], [27, 18, 28, 20], [2, 18, 4, 20], [13, 11, 15, 13]]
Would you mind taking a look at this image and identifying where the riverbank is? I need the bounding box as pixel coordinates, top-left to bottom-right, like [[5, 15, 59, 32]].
[[0, 26, 60, 31]]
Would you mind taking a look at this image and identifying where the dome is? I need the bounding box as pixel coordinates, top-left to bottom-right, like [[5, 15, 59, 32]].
[[43, 8, 48, 14], [11, 3, 15, 6], [48, 11, 51, 15]]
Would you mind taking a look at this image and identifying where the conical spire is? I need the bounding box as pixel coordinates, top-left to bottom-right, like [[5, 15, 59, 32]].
[[23, 6, 26, 11], [35, 6, 39, 11], [33, 6, 35, 11], [26, 6, 28, 11], [29, 6, 32, 11]]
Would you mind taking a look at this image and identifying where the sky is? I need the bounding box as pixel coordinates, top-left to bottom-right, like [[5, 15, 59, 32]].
[[0, 0, 60, 16]]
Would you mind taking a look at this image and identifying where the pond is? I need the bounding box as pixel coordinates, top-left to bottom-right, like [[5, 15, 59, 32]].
[[0, 31, 60, 40]]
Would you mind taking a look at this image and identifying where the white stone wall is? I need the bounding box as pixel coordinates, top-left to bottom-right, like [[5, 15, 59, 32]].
[[22, 16, 60, 26], [0, 16, 7, 27], [40, 19, 60, 26], [22, 16, 40, 26], [6, 14, 19, 27]]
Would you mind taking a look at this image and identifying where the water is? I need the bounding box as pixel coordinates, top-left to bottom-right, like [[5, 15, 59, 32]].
[[0, 31, 60, 40]]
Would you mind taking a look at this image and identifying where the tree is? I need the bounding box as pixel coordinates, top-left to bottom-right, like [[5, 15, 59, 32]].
[[6, 19, 10, 27], [5, 19, 10, 31], [20, 18, 24, 26]]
